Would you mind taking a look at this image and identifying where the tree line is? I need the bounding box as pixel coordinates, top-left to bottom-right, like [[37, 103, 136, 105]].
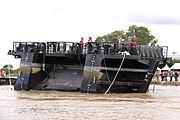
[[0, 64, 18, 76], [95, 25, 158, 46]]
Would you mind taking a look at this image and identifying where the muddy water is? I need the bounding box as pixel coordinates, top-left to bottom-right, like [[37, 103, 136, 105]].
[[0, 85, 180, 120]]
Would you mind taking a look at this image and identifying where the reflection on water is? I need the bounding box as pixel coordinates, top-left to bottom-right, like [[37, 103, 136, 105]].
[[0, 85, 180, 120]]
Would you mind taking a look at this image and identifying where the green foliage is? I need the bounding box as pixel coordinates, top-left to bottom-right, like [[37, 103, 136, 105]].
[[1, 64, 14, 75], [3, 64, 13, 69], [96, 30, 125, 43], [167, 57, 180, 68], [95, 25, 158, 46], [11, 68, 19, 76], [126, 25, 156, 45], [166, 58, 174, 67]]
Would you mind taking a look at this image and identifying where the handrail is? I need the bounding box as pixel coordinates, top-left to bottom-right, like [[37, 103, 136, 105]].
[[11, 42, 167, 60]]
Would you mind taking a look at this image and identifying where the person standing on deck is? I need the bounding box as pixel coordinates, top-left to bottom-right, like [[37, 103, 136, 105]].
[[80, 37, 84, 46], [88, 37, 92, 42], [79, 37, 84, 54], [128, 39, 137, 54], [129, 39, 137, 48]]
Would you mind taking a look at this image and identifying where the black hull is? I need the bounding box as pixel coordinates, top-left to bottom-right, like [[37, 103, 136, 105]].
[[8, 42, 167, 93]]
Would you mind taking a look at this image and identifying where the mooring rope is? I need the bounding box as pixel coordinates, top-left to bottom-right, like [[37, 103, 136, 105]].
[[104, 53, 126, 94]]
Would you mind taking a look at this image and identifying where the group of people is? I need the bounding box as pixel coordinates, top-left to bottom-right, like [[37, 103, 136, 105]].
[[80, 37, 93, 46], [155, 71, 179, 81], [80, 37, 137, 48]]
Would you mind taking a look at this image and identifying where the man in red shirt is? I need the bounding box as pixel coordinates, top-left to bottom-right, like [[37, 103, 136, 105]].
[[128, 39, 137, 55], [129, 39, 137, 48], [80, 37, 84, 46]]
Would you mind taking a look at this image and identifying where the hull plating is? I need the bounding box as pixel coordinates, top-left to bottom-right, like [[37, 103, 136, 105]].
[[8, 42, 167, 93]]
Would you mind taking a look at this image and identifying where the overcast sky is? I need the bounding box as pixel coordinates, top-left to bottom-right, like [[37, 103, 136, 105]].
[[0, 0, 180, 69]]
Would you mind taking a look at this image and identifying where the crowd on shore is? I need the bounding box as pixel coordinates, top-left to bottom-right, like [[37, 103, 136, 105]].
[[154, 70, 179, 82]]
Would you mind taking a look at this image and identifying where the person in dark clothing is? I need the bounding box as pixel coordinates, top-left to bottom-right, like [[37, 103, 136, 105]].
[[169, 71, 173, 81], [174, 72, 179, 81], [88, 37, 92, 42]]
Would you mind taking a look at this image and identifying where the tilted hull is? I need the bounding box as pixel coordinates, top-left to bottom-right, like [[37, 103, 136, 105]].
[[8, 42, 167, 93]]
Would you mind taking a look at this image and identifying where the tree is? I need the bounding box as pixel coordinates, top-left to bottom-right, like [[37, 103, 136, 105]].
[[95, 25, 158, 46], [95, 30, 125, 43], [1, 64, 13, 75], [126, 25, 157, 45], [166, 57, 180, 68]]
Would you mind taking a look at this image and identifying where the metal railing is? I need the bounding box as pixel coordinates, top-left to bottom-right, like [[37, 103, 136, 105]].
[[12, 42, 46, 53], [11, 41, 167, 59]]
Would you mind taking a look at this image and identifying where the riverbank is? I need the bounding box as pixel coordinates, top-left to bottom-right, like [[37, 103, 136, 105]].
[[151, 78, 180, 86]]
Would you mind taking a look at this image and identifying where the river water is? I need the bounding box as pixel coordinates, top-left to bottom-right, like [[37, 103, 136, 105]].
[[0, 85, 180, 120]]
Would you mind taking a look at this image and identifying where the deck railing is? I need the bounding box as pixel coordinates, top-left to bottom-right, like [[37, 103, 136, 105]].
[[11, 41, 168, 59]]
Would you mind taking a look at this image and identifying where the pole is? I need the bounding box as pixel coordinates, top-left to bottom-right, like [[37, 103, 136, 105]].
[[8, 65, 12, 86], [172, 52, 176, 71], [8, 64, 13, 90]]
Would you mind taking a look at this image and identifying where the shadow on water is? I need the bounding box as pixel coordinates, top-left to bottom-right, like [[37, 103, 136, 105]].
[[14, 89, 155, 103], [0, 85, 166, 103], [1, 85, 180, 103]]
